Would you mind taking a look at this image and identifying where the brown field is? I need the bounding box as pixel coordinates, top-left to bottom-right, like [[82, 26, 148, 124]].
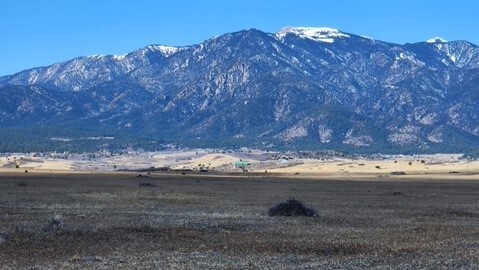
[[0, 172, 478, 269]]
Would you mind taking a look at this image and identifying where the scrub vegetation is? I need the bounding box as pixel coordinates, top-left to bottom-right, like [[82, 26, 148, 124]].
[[0, 173, 478, 269]]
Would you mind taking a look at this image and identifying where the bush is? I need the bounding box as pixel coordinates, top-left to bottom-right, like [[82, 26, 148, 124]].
[[43, 214, 64, 233], [139, 182, 156, 187], [268, 199, 318, 217]]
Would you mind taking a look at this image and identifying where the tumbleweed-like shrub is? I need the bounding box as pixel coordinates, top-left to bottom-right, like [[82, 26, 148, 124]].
[[42, 214, 65, 234], [139, 182, 156, 187], [268, 199, 318, 217]]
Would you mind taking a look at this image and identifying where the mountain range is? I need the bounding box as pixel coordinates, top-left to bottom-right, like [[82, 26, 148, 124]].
[[1, 27, 479, 154]]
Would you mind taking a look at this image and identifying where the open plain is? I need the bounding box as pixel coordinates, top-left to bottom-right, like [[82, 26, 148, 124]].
[[0, 172, 478, 269]]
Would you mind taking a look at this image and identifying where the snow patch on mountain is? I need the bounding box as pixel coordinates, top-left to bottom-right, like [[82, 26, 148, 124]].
[[431, 41, 479, 68], [147, 45, 183, 57], [87, 55, 104, 60], [276, 27, 350, 43], [427, 36, 448, 43], [360, 35, 374, 40], [113, 54, 127, 61]]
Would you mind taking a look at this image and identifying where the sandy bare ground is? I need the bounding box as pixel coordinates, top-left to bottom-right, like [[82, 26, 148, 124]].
[[2, 152, 478, 180], [265, 158, 479, 177], [0, 156, 74, 172]]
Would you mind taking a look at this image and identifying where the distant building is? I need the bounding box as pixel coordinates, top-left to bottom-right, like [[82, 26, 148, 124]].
[[233, 161, 250, 172]]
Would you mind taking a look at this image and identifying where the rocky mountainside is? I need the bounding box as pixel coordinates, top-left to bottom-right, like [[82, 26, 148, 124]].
[[1, 27, 479, 153]]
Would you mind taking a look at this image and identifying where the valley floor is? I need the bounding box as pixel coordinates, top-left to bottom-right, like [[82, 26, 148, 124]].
[[0, 173, 478, 269], [1, 151, 479, 180]]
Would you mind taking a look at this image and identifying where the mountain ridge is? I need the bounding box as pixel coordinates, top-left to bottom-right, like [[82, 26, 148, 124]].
[[1, 27, 479, 154]]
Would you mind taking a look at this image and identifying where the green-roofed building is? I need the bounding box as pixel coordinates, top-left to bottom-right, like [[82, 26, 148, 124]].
[[233, 161, 249, 167]]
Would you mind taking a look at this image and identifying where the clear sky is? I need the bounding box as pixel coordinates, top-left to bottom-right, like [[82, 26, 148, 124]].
[[1, 0, 478, 76]]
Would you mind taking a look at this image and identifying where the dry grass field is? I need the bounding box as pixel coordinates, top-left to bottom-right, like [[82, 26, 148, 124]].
[[0, 172, 478, 269]]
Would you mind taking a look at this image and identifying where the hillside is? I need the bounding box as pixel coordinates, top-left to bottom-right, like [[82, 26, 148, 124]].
[[1, 27, 479, 153]]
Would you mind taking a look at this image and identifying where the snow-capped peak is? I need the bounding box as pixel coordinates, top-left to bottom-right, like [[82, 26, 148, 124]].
[[147, 45, 181, 57], [113, 54, 127, 61], [426, 36, 448, 44], [276, 27, 350, 43], [86, 54, 105, 59], [87, 54, 127, 61]]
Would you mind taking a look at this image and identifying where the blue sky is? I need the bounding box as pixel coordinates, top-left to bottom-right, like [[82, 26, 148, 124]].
[[1, 0, 478, 76]]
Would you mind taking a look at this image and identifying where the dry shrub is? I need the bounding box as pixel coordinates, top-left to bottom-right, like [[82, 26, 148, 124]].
[[43, 214, 65, 233], [139, 182, 157, 187], [268, 199, 318, 217], [16, 181, 27, 187]]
